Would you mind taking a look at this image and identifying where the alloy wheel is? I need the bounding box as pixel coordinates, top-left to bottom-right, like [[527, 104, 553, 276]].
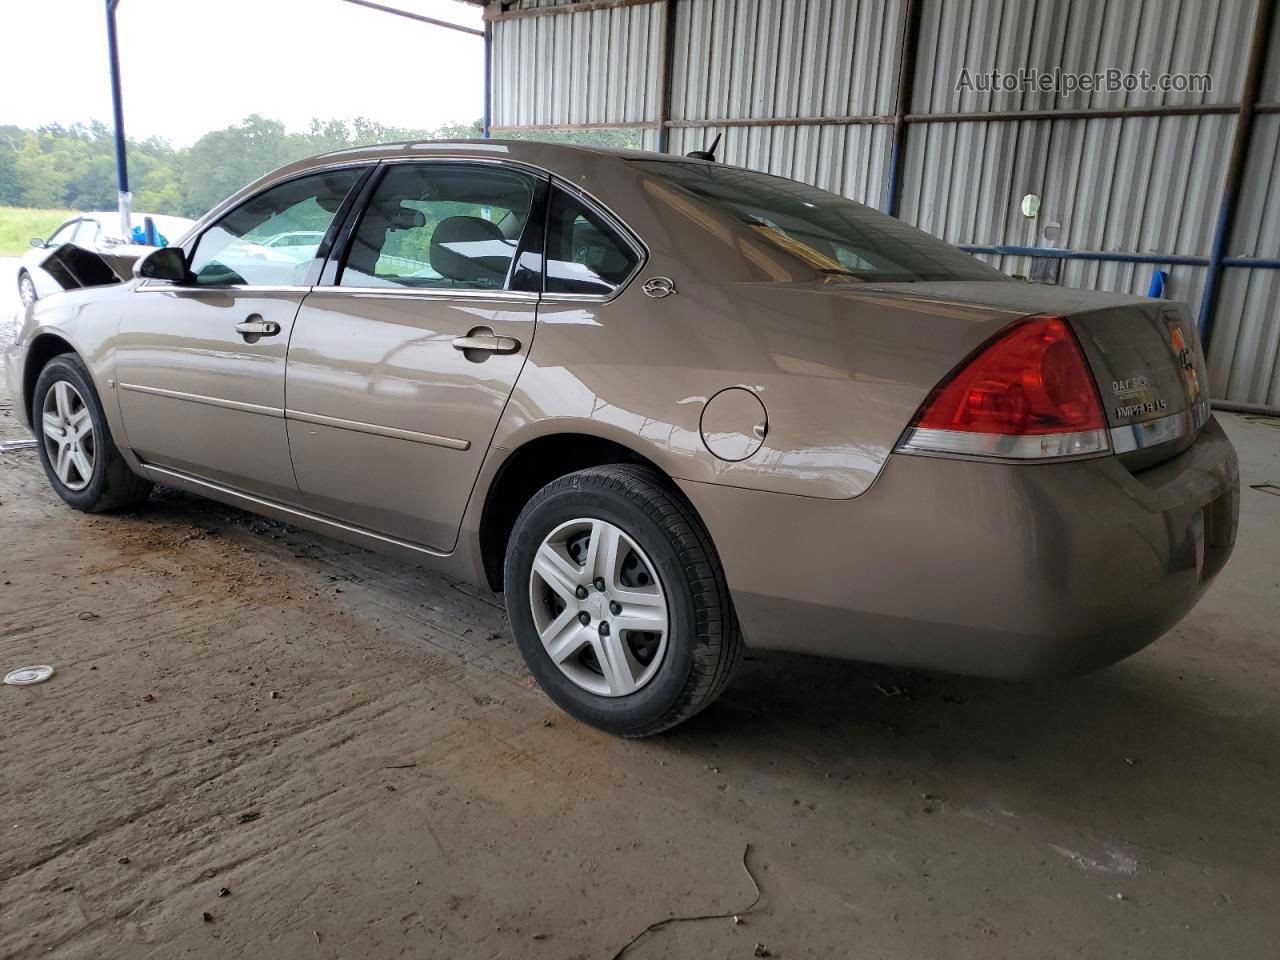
[[41, 381, 95, 491], [18, 273, 37, 307], [528, 517, 669, 697]]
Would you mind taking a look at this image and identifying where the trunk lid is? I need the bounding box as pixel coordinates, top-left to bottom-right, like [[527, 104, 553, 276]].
[[853, 281, 1209, 462], [1070, 301, 1206, 428]]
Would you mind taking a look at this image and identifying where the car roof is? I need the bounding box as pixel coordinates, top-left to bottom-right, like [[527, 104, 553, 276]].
[[303, 138, 693, 167]]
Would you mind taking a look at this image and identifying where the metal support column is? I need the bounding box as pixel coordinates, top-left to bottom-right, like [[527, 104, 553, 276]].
[[105, 0, 131, 237], [483, 20, 493, 137], [1198, 0, 1276, 349], [884, 0, 922, 216], [656, 0, 677, 153]]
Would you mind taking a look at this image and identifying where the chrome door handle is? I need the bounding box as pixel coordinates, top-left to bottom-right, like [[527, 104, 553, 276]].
[[235, 316, 281, 340], [452, 329, 521, 355]]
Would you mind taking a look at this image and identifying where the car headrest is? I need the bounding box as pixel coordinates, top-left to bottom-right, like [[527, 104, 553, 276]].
[[430, 215, 509, 283]]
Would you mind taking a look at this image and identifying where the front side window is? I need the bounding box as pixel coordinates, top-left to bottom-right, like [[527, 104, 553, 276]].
[[189, 169, 362, 286], [339, 164, 535, 290], [544, 187, 640, 296], [629, 160, 1004, 283]]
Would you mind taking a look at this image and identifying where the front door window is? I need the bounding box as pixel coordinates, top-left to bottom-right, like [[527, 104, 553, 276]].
[[188, 169, 362, 287]]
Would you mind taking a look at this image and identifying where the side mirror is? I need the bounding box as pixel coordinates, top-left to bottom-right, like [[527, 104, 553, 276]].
[[30, 237, 45, 248], [135, 246, 190, 283]]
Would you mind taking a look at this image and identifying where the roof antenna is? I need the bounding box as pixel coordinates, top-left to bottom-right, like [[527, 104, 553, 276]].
[[685, 132, 722, 162]]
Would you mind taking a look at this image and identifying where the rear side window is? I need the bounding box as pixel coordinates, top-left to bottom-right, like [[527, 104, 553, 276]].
[[340, 164, 536, 290], [544, 186, 639, 296], [73, 220, 100, 245], [48, 221, 78, 245], [189, 169, 362, 287], [629, 159, 1003, 283]]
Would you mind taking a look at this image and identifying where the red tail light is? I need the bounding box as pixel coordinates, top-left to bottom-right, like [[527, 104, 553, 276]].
[[899, 315, 1110, 460]]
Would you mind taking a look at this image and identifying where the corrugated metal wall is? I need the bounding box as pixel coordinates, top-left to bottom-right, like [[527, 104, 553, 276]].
[[666, 0, 903, 205], [490, 0, 1280, 408], [1216, 7, 1280, 406], [492, 1, 665, 129]]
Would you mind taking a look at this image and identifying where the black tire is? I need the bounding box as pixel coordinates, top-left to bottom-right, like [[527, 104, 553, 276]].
[[505, 464, 743, 737], [32, 354, 152, 513], [18, 270, 38, 307]]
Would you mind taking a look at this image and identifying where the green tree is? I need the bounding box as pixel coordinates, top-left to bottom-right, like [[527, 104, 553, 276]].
[[0, 126, 24, 205], [14, 133, 70, 208], [179, 115, 292, 215], [0, 115, 491, 218]]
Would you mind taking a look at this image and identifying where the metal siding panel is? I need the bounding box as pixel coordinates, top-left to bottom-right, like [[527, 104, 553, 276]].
[[490, 0, 666, 129], [1212, 268, 1280, 405], [669, 122, 891, 207], [668, 0, 906, 122], [901, 113, 1234, 254], [914, 0, 1254, 113], [1231, 114, 1280, 258], [1218, 112, 1280, 406], [1265, 0, 1280, 100]]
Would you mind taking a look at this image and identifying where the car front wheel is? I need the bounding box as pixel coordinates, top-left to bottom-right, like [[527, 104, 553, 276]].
[[505, 464, 743, 736], [33, 354, 152, 512], [18, 270, 37, 307]]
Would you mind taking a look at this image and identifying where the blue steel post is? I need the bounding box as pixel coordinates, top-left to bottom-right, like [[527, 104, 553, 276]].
[[105, 0, 131, 236]]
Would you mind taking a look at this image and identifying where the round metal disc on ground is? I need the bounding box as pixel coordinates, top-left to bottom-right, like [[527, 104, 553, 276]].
[[4, 665, 55, 686]]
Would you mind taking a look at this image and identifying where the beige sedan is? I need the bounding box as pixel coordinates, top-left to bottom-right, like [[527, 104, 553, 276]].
[[4, 141, 1238, 735]]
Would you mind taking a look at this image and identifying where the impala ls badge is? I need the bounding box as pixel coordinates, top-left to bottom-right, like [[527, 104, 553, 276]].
[[1111, 374, 1166, 420], [643, 276, 677, 298]]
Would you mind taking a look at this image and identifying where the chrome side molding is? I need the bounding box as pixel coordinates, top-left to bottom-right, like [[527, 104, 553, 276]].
[[288, 409, 470, 450], [119, 382, 284, 418]]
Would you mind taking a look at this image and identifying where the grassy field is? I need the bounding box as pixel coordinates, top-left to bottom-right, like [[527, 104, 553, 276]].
[[0, 206, 78, 257]]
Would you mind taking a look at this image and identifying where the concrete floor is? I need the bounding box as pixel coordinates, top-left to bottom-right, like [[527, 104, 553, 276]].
[[1, 355, 1278, 959]]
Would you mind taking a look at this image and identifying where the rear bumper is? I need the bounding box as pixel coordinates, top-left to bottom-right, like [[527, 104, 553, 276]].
[[678, 417, 1239, 679]]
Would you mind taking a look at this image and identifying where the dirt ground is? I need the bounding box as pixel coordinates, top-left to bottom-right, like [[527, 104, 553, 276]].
[[2, 358, 1279, 960]]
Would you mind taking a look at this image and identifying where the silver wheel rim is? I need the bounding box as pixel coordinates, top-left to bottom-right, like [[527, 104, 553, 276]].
[[18, 274, 36, 306], [41, 380, 95, 492], [529, 517, 669, 698]]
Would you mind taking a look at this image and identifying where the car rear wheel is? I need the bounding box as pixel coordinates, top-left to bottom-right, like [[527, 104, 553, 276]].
[[504, 464, 742, 736], [18, 270, 37, 307], [33, 354, 152, 512]]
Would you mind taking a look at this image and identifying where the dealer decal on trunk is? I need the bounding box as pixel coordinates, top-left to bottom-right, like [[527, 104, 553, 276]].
[[1111, 375, 1167, 419], [1109, 311, 1203, 421], [1164, 310, 1203, 406]]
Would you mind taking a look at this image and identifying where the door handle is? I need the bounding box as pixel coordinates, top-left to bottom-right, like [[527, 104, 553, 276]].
[[452, 328, 521, 356], [235, 315, 281, 341]]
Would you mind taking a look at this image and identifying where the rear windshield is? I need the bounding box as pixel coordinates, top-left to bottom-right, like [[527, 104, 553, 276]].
[[629, 160, 1004, 283]]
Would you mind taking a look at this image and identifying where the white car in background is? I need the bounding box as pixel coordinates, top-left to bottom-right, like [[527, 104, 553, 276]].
[[260, 230, 327, 261], [17, 212, 195, 306]]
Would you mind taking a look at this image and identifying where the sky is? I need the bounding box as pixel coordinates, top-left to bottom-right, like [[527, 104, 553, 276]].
[[0, 0, 486, 145]]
